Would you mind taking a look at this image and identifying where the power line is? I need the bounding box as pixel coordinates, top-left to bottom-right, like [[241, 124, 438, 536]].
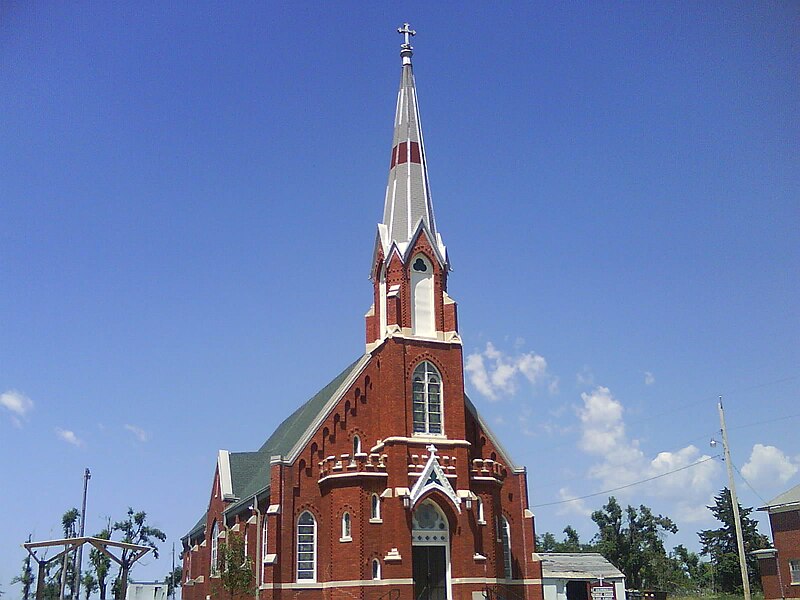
[[731, 462, 768, 506], [532, 454, 721, 508]]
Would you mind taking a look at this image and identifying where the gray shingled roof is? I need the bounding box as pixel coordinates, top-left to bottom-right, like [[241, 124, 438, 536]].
[[539, 553, 625, 580], [184, 357, 365, 535], [759, 483, 800, 511], [185, 511, 207, 543]]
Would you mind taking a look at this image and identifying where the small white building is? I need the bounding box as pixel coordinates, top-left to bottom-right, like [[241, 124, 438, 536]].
[[127, 581, 168, 600], [539, 553, 627, 600]]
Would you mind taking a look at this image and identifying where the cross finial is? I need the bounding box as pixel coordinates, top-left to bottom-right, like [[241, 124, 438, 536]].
[[398, 23, 416, 47]]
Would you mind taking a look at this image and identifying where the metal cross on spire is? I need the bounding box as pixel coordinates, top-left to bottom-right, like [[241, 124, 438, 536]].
[[398, 23, 416, 47]]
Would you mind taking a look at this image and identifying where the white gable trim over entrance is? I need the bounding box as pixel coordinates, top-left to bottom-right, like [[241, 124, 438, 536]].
[[408, 445, 461, 513]]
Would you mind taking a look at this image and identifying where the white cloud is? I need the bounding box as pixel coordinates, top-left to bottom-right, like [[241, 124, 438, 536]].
[[575, 385, 720, 518], [124, 424, 149, 442], [576, 368, 595, 387], [56, 428, 83, 447], [556, 487, 592, 517], [742, 444, 798, 485], [465, 342, 552, 401], [1, 390, 34, 424], [465, 353, 495, 399], [644, 371, 655, 385]]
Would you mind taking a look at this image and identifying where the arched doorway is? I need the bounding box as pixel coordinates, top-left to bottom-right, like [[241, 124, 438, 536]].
[[412, 499, 450, 600]]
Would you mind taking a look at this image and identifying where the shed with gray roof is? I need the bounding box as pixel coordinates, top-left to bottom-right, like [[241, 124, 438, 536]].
[[538, 553, 626, 600]]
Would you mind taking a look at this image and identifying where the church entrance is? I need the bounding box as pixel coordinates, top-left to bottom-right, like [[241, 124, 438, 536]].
[[413, 546, 447, 600], [411, 500, 451, 600]]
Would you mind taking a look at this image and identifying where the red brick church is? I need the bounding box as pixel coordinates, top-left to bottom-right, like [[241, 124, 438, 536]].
[[181, 25, 544, 600]]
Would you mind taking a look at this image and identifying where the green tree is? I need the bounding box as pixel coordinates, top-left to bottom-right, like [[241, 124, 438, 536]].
[[89, 526, 112, 600], [591, 496, 678, 589], [164, 566, 182, 598], [536, 526, 595, 553], [214, 532, 254, 600], [50, 509, 81, 600], [698, 488, 770, 593], [81, 573, 98, 600], [12, 535, 36, 600], [671, 544, 712, 592], [111, 508, 166, 600]]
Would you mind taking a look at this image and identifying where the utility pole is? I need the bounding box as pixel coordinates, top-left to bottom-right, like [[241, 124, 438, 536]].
[[171, 542, 176, 600], [718, 396, 751, 600], [73, 468, 91, 599]]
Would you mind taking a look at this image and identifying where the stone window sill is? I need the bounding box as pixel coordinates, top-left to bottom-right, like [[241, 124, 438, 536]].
[[369, 518, 383, 524], [339, 536, 352, 543]]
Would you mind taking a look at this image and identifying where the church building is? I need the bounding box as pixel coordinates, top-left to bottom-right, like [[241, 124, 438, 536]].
[[181, 25, 544, 600]]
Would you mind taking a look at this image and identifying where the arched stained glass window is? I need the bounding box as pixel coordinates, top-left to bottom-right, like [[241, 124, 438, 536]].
[[296, 512, 316, 581], [353, 435, 361, 455], [210, 521, 219, 575], [341, 512, 352, 540], [412, 361, 442, 434], [501, 516, 512, 579], [371, 494, 381, 521], [261, 516, 268, 564], [372, 558, 381, 580]]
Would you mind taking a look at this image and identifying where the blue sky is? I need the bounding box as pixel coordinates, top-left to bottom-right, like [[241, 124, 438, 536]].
[[1, 1, 798, 589]]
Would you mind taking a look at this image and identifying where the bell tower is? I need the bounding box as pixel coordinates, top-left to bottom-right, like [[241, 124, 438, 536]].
[[366, 24, 460, 351]]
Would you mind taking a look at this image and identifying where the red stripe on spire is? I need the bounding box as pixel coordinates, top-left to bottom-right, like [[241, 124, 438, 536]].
[[389, 141, 422, 168]]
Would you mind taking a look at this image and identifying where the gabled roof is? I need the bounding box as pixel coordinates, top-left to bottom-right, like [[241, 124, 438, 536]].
[[759, 483, 800, 511], [539, 553, 625, 580], [185, 357, 367, 534]]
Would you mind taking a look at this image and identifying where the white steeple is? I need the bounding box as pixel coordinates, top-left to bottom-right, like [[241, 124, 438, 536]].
[[377, 24, 447, 266]]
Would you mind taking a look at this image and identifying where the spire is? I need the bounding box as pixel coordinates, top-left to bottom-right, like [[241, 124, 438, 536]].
[[379, 24, 445, 262]]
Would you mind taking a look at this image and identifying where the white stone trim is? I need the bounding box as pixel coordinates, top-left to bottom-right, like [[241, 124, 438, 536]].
[[217, 450, 235, 500], [385, 548, 402, 562], [318, 471, 388, 485], [450, 578, 542, 585], [371, 436, 471, 453], [409, 445, 461, 513], [266, 504, 281, 515], [260, 578, 414, 590]]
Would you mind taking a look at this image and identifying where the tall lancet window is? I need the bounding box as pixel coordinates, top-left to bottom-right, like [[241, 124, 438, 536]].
[[501, 516, 512, 579], [210, 521, 219, 575], [410, 255, 435, 337], [297, 511, 317, 581], [412, 361, 442, 435], [379, 265, 387, 338]]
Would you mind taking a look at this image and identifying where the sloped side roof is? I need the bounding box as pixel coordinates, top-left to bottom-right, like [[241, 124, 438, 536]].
[[184, 511, 207, 544], [464, 393, 518, 471], [230, 356, 367, 516], [184, 357, 366, 535], [257, 357, 364, 457], [760, 483, 800, 511], [229, 452, 264, 498], [539, 553, 625, 580]]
